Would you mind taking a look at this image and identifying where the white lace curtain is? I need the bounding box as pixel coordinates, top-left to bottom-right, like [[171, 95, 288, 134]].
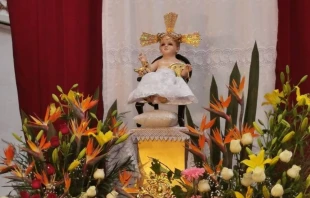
[[102, 0, 278, 128]]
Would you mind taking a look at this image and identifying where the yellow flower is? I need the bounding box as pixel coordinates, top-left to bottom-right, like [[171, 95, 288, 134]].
[[281, 131, 295, 143], [86, 139, 105, 166], [262, 89, 284, 108], [241, 149, 272, 173], [91, 131, 113, 146], [234, 187, 253, 198], [70, 119, 97, 142], [270, 156, 280, 165], [22, 135, 51, 161], [68, 159, 80, 171], [11, 161, 35, 179], [234, 191, 244, 198], [296, 86, 310, 106], [115, 133, 129, 144], [28, 103, 61, 129], [61, 90, 98, 119], [246, 187, 253, 198]]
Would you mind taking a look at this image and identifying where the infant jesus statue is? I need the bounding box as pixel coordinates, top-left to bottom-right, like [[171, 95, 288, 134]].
[[128, 12, 200, 106]]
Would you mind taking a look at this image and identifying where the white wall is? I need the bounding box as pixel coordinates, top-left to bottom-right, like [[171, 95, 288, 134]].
[[0, 24, 21, 195]]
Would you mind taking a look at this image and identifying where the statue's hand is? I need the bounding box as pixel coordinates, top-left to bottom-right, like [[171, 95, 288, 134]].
[[138, 53, 147, 63], [134, 66, 149, 77], [185, 64, 192, 72]]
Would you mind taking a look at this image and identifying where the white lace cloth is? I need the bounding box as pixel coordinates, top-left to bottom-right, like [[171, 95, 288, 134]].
[[102, 0, 278, 128], [128, 68, 197, 105]]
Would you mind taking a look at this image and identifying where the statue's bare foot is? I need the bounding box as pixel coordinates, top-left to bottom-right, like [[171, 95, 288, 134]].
[[145, 95, 155, 103], [158, 96, 168, 103]]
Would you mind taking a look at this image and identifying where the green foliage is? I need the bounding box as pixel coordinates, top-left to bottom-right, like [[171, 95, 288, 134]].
[[210, 76, 221, 166], [225, 63, 241, 168], [226, 62, 240, 129], [243, 41, 259, 128], [185, 106, 195, 128]]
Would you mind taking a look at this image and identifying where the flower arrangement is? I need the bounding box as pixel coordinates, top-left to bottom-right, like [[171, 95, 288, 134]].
[[129, 43, 310, 198], [0, 85, 132, 197]]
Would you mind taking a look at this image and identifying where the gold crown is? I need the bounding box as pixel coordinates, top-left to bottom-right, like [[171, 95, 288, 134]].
[[140, 12, 201, 47]]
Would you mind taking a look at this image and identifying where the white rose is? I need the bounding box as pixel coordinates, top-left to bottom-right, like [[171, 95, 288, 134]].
[[197, 179, 211, 192], [287, 165, 301, 179], [106, 190, 119, 198], [86, 186, 96, 197], [221, 167, 234, 180], [230, 139, 242, 153], [279, 150, 292, 163], [241, 172, 253, 187], [80, 193, 87, 198], [241, 133, 253, 145], [93, 168, 105, 179], [271, 184, 284, 197], [252, 167, 266, 182]]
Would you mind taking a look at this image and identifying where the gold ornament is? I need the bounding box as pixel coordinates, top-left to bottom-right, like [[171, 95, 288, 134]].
[[137, 172, 174, 198], [164, 12, 178, 33], [140, 12, 201, 47], [168, 63, 187, 77], [134, 61, 150, 76]]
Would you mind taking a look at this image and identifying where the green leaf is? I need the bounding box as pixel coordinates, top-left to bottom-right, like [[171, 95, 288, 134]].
[[102, 100, 118, 132], [12, 133, 23, 143], [210, 76, 221, 166], [286, 65, 290, 74], [89, 86, 100, 118], [280, 72, 285, 84], [56, 85, 63, 93], [90, 112, 97, 120], [173, 168, 182, 179], [47, 122, 57, 140], [243, 41, 259, 128], [226, 62, 240, 129], [20, 109, 34, 140], [71, 83, 79, 89], [167, 170, 173, 181], [171, 185, 187, 198], [185, 106, 194, 128], [225, 62, 240, 168], [35, 130, 44, 141], [150, 158, 161, 175]]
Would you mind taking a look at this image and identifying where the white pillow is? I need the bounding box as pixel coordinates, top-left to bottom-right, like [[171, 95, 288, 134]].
[[134, 110, 178, 128]]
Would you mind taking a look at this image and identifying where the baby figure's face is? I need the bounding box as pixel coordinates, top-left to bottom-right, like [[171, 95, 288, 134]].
[[159, 35, 180, 56]]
